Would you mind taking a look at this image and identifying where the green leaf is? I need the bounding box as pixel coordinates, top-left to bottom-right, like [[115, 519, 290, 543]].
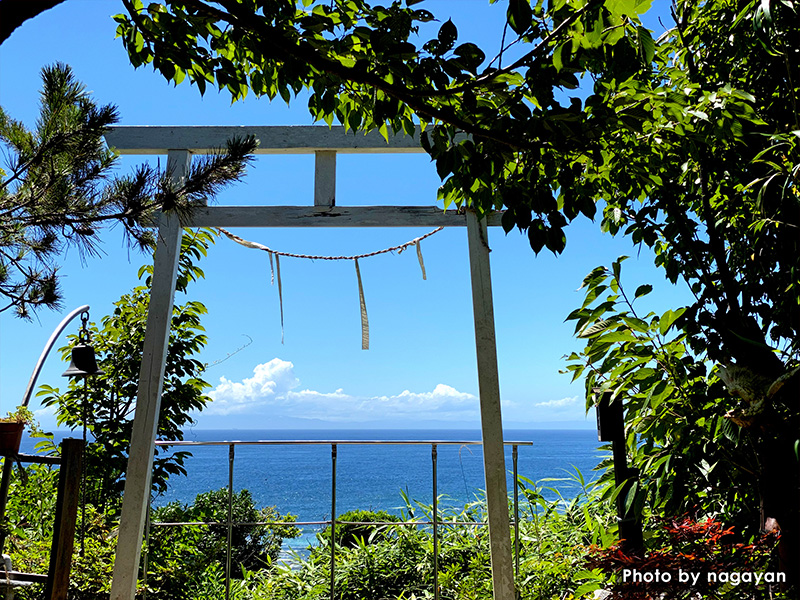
[[378, 123, 389, 143], [624, 480, 639, 515], [507, 0, 533, 35], [658, 307, 686, 336], [611, 256, 628, 282], [547, 226, 567, 254], [527, 221, 546, 253], [501, 209, 515, 234], [552, 42, 568, 71], [596, 329, 636, 344], [437, 19, 457, 53], [636, 26, 655, 64], [573, 580, 603, 597], [453, 43, 485, 73], [278, 84, 291, 104], [634, 284, 653, 299], [578, 318, 614, 338]]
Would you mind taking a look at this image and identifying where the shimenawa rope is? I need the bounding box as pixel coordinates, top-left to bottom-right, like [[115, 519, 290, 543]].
[[218, 227, 443, 348]]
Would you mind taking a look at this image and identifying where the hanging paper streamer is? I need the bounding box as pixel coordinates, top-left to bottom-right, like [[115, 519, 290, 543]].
[[218, 226, 442, 348], [416, 241, 427, 280], [276, 255, 284, 344], [354, 258, 369, 350], [268, 252, 275, 286]]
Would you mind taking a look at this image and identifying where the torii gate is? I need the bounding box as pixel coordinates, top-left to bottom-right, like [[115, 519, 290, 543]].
[[103, 125, 515, 600]]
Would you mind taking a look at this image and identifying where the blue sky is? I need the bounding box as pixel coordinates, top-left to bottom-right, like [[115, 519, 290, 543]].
[[0, 0, 683, 431]]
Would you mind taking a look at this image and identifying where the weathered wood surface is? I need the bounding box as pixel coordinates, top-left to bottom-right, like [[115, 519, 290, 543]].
[[465, 211, 516, 600], [105, 125, 431, 155], [44, 438, 83, 600], [185, 206, 504, 228], [314, 151, 337, 207], [110, 151, 189, 600]]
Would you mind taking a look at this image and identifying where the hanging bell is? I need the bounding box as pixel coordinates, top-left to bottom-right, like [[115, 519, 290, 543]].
[[62, 343, 105, 378]]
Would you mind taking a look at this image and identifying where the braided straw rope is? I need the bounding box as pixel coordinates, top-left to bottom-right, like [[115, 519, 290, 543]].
[[217, 226, 444, 349], [217, 227, 444, 260]]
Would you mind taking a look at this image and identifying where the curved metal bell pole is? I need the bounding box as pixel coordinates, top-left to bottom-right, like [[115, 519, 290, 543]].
[[21, 305, 90, 408]]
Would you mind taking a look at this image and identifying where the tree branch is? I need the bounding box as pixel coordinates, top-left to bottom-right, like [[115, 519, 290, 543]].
[[0, 0, 68, 45], [169, 0, 539, 151]]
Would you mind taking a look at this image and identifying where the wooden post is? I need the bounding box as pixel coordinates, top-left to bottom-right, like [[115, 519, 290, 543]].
[[465, 211, 516, 600], [596, 391, 642, 551], [314, 151, 336, 207], [0, 459, 14, 555], [44, 438, 83, 600], [109, 150, 189, 600]]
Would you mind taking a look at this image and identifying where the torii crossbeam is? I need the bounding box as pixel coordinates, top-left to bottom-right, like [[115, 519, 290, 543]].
[[104, 125, 515, 600]]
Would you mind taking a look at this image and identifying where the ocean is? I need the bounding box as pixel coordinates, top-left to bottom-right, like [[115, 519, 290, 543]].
[[23, 429, 607, 551], [152, 429, 606, 550]]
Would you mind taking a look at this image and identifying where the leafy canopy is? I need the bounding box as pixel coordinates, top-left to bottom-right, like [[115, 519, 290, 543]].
[[113, 0, 656, 255], [564, 0, 799, 576]]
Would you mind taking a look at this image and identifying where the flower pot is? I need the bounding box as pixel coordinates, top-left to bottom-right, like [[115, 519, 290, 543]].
[[0, 422, 24, 457]]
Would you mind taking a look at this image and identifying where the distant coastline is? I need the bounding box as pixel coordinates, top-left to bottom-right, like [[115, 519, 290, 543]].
[[28, 421, 598, 442]]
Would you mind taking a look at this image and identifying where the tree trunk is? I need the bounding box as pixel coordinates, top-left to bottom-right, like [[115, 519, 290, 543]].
[[758, 380, 800, 591]]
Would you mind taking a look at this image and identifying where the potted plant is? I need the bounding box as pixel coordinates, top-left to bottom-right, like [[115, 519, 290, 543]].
[[0, 406, 36, 457]]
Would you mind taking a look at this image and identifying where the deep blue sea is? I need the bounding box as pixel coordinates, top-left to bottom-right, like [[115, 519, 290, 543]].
[[23, 429, 607, 552]]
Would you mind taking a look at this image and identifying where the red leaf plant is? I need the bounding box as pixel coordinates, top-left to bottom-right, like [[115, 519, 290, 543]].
[[585, 515, 780, 599]]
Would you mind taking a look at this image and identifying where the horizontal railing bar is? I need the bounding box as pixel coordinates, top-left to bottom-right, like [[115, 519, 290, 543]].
[[13, 453, 61, 465], [150, 520, 332, 527], [149, 520, 495, 527], [154, 440, 533, 446]]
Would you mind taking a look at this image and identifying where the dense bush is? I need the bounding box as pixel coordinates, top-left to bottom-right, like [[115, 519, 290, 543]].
[[2, 466, 299, 600], [245, 476, 615, 600], [146, 488, 300, 597], [4, 453, 785, 600], [1, 445, 117, 600], [585, 515, 783, 600], [319, 509, 401, 548]]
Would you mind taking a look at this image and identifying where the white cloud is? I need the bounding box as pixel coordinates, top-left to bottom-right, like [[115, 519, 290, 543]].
[[206, 358, 299, 415], [205, 360, 478, 423], [33, 404, 56, 419], [533, 396, 578, 408]]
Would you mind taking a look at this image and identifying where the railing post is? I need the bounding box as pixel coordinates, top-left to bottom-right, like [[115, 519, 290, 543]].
[[45, 438, 83, 600], [330, 443, 337, 600], [0, 459, 14, 555], [512, 445, 519, 577], [226, 443, 235, 600], [432, 443, 439, 600]]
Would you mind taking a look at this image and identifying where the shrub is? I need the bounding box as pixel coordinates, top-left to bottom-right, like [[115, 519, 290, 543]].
[[321, 509, 401, 548], [3, 456, 117, 600], [146, 488, 300, 598], [264, 478, 615, 600], [585, 515, 782, 599]]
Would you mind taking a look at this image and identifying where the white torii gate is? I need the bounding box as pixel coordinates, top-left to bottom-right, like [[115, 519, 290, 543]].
[[103, 125, 515, 600]]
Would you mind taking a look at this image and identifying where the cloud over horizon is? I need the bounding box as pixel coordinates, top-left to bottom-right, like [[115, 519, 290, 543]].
[[195, 360, 591, 428], [533, 396, 579, 409], [206, 359, 479, 422]]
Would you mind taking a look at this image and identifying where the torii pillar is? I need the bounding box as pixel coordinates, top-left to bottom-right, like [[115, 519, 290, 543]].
[[106, 126, 515, 600]]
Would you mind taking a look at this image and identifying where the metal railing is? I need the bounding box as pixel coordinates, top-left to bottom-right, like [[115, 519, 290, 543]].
[[147, 439, 532, 600]]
